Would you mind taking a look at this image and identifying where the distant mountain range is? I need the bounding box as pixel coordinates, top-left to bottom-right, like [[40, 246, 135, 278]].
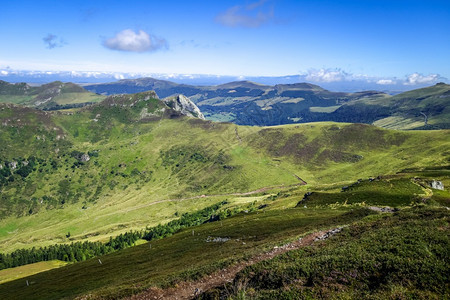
[[84, 78, 450, 129], [2, 69, 441, 92], [1, 78, 449, 129]]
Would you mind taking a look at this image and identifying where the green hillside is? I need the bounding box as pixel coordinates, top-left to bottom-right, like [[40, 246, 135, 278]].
[[0, 92, 449, 253], [0, 175, 448, 299], [205, 207, 449, 300], [0, 91, 448, 299], [0, 80, 105, 109], [371, 82, 450, 129]]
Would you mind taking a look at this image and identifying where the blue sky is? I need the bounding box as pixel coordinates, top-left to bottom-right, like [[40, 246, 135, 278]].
[[0, 0, 449, 87]]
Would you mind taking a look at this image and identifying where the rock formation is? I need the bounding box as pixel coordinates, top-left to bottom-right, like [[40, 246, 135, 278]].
[[430, 180, 444, 190], [163, 94, 205, 120]]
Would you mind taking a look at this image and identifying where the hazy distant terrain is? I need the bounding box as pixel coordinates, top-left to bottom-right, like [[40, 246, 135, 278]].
[[85, 78, 450, 129]]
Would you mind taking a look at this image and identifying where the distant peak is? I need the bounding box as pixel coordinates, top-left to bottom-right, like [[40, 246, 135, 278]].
[[215, 81, 270, 89], [274, 82, 326, 91]]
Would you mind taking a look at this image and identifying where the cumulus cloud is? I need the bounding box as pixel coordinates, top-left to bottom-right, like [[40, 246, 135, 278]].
[[305, 68, 349, 82], [114, 73, 125, 80], [43, 34, 66, 49], [103, 29, 168, 53], [376, 79, 396, 85], [215, 0, 274, 28], [404, 73, 440, 85]]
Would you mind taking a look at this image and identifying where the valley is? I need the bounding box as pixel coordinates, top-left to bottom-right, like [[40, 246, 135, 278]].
[[0, 86, 448, 299]]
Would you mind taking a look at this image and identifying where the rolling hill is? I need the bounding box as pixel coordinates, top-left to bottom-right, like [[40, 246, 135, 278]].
[[84, 78, 450, 129]]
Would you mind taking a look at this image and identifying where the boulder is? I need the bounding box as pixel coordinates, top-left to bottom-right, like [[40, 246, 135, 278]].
[[80, 154, 90, 162], [8, 161, 17, 170], [430, 180, 444, 190]]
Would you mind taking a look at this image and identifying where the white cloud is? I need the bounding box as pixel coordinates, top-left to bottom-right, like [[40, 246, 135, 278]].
[[114, 73, 125, 80], [305, 68, 348, 82], [404, 73, 440, 85], [103, 29, 168, 53], [215, 0, 274, 28], [0, 70, 8, 76], [376, 79, 395, 85]]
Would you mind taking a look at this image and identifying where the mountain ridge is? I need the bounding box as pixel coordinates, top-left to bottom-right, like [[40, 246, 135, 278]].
[[1, 79, 449, 129], [83, 78, 449, 129]]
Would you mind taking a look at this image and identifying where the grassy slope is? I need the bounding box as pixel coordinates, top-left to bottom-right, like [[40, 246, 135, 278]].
[[0, 171, 448, 299], [0, 95, 34, 104], [301, 177, 424, 207], [218, 207, 449, 300], [360, 83, 450, 129], [49, 92, 105, 105], [0, 260, 67, 284], [0, 206, 369, 300], [0, 97, 449, 253]]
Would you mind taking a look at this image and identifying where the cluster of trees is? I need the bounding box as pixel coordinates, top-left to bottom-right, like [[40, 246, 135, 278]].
[[143, 201, 227, 240], [0, 201, 232, 270], [0, 230, 143, 270], [1, 241, 107, 269], [0, 156, 39, 187]]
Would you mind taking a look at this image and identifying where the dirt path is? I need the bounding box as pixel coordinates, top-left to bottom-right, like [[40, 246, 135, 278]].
[[235, 127, 242, 143], [127, 228, 336, 300]]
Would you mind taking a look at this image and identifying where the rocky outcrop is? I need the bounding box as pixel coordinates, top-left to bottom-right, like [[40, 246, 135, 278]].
[[163, 94, 205, 120], [80, 154, 90, 162], [8, 161, 17, 170], [368, 206, 398, 213], [314, 227, 343, 241], [430, 180, 444, 190]]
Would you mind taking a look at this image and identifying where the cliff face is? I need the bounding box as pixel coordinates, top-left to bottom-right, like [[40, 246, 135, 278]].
[[163, 94, 205, 120]]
